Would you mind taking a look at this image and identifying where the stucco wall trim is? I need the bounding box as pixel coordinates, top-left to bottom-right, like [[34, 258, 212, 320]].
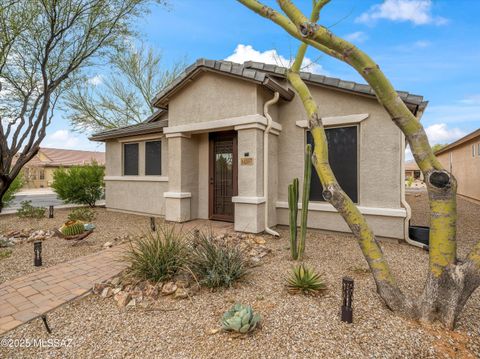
[[276, 201, 406, 218], [163, 192, 192, 198], [296, 113, 369, 128], [232, 196, 266, 204], [104, 176, 169, 182], [117, 134, 164, 142], [164, 114, 282, 134]]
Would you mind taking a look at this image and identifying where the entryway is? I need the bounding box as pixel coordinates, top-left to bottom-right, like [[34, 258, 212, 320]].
[[209, 131, 238, 222]]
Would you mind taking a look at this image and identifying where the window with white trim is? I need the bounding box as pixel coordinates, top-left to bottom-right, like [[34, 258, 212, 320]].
[[307, 126, 358, 203]]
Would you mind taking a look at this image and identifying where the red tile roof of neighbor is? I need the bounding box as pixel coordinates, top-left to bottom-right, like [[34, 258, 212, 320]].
[[405, 160, 420, 171], [25, 147, 105, 167]]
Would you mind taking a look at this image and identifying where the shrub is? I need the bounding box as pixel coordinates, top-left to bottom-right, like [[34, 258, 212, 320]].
[[2, 173, 23, 209], [68, 207, 96, 222], [286, 264, 326, 295], [0, 249, 12, 260], [221, 304, 261, 334], [406, 176, 414, 188], [52, 162, 104, 207], [16, 201, 46, 219], [124, 226, 189, 282], [190, 231, 248, 288]]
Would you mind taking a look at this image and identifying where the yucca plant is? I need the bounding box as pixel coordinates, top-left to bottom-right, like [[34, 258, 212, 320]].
[[221, 304, 261, 334], [286, 264, 326, 295], [190, 231, 248, 288], [123, 225, 189, 282]]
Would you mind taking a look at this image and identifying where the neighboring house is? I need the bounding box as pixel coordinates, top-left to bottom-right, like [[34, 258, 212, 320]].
[[435, 128, 480, 202], [20, 148, 105, 188], [90, 59, 427, 240], [405, 160, 424, 181]]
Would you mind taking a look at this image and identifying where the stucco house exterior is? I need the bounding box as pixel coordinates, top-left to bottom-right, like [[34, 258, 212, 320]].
[[90, 59, 427, 241], [435, 128, 480, 202], [18, 148, 105, 189]]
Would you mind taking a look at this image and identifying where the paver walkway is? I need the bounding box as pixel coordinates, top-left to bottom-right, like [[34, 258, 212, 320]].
[[0, 245, 127, 334], [0, 219, 233, 335]]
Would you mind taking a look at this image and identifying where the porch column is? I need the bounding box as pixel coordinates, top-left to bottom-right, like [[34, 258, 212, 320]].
[[232, 126, 265, 233], [164, 133, 195, 222]]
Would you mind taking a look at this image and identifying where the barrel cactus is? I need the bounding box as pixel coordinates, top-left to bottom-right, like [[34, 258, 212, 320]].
[[60, 221, 85, 236], [221, 304, 261, 334]]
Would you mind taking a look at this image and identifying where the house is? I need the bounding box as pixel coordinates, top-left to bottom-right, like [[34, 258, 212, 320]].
[[90, 59, 427, 240], [20, 148, 105, 188], [405, 160, 424, 181], [435, 128, 480, 202]]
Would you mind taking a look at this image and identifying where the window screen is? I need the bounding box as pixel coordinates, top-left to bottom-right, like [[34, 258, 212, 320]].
[[307, 126, 358, 203], [123, 143, 139, 175], [145, 141, 162, 175]]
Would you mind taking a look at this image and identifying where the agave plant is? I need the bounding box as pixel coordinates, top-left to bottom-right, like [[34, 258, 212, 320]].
[[286, 264, 326, 295], [221, 304, 261, 334]]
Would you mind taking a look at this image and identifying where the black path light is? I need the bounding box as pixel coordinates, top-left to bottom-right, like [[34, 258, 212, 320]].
[[341, 276, 354, 324], [34, 241, 42, 267], [150, 217, 156, 232], [48, 205, 54, 218]]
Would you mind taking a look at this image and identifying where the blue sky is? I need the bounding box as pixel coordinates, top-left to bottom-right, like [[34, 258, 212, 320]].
[[45, 0, 480, 159]]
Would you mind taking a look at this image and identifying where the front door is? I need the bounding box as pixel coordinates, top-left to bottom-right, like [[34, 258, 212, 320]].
[[209, 131, 237, 222]]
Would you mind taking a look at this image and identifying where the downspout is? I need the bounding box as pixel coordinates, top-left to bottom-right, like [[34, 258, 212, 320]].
[[263, 91, 280, 237], [400, 132, 425, 249]]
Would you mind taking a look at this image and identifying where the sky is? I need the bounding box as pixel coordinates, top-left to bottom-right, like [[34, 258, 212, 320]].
[[44, 0, 480, 160]]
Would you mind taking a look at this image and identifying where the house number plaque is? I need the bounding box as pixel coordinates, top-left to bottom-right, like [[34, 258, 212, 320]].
[[240, 157, 254, 166]]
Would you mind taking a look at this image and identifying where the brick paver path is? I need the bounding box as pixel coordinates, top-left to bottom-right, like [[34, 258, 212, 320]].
[[0, 219, 233, 335]]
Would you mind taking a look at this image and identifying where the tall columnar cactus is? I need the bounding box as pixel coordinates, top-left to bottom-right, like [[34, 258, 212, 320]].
[[298, 144, 312, 260], [288, 177, 299, 259]]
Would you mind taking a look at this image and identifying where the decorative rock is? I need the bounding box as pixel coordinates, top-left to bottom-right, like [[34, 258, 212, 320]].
[[114, 291, 131, 308], [144, 283, 160, 299], [92, 283, 108, 295], [161, 282, 177, 295], [110, 277, 121, 286], [208, 328, 220, 335], [126, 299, 136, 308], [174, 288, 188, 299], [101, 287, 113, 298], [254, 236, 266, 245], [103, 241, 113, 248], [175, 280, 190, 289], [112, 287, 122, 295]]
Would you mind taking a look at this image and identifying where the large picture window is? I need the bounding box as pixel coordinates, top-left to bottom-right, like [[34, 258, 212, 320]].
[[123, 143, 139, 175], [307, 126, 358, 203], [145, 140, 162, 175]]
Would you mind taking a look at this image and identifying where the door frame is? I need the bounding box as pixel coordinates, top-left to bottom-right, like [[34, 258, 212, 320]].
[[208, 131, 238, 222]]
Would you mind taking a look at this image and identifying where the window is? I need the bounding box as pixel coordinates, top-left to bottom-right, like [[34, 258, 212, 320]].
[[39, 169, 45, 180], [145, 141, 162, 175], [473, 144, 476, 157], [307, 126, 358, 203], [123, 143, 139, 175], [478, 143, 480, 157]]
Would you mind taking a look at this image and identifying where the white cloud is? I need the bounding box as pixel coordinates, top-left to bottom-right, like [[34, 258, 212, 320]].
[[44, 129, 103, 151], [356, 0, 448, 26], [87, 75, 103, 86], [224, 44, 327, 75], [343, 31, 368, 44], [425, 123, 466, 145], [460, 94, 480, 105]]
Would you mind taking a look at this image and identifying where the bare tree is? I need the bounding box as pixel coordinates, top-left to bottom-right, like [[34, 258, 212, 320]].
[[237, 0, 479, 328], [0, 0, 164, 211], [64, 44, 186, 132]]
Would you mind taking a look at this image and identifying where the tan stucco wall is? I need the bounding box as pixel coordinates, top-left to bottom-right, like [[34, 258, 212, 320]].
[[167, 72, 260, 127], [104, 134, 168, 216], [437, 137, 480, 201]]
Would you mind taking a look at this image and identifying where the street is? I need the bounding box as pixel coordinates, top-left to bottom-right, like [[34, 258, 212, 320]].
[[5, 189, 64, 211]]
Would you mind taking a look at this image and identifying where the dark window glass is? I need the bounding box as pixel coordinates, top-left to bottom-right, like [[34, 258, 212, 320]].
[[307, 126, 358, 202], [145, 141, 162, 175], [123, 143, 139, 175]]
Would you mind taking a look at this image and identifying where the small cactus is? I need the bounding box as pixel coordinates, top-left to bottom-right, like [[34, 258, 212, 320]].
[[221, 304, 261, 334], [287, 264, 326, 295], [60, 220, 85, 236]]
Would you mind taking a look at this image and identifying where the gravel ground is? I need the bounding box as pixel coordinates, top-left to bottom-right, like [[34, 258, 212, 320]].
[[0, 208, 151, 284], [1, 193, 479, 358]]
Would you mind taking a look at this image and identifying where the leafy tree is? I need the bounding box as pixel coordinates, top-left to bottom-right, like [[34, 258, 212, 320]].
[[2, 173, 23, 208], [0, 0, 165, 212], [64, 44, 186, 133], [52, 162, 105, 207], [238, 0, 478, 328]]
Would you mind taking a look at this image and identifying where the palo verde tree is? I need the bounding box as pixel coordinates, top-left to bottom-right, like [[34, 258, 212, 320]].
[[64, 44, 185, 133], [0, 0, 165, 212], [237, 0, 480, 329]]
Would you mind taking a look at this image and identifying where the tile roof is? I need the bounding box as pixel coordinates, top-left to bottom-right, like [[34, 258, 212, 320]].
[[151, 58, 428, 112], [25, 148, 105, 167], [89, 119, 168, 141]]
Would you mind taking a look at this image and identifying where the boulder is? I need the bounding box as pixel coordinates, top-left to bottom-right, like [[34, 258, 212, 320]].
[[101, 287, 113, 298], [114, 291, 131, 308], [92, 283, 108, 295], [174, 288, 188, 299], [161, 281, 177, 295]]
